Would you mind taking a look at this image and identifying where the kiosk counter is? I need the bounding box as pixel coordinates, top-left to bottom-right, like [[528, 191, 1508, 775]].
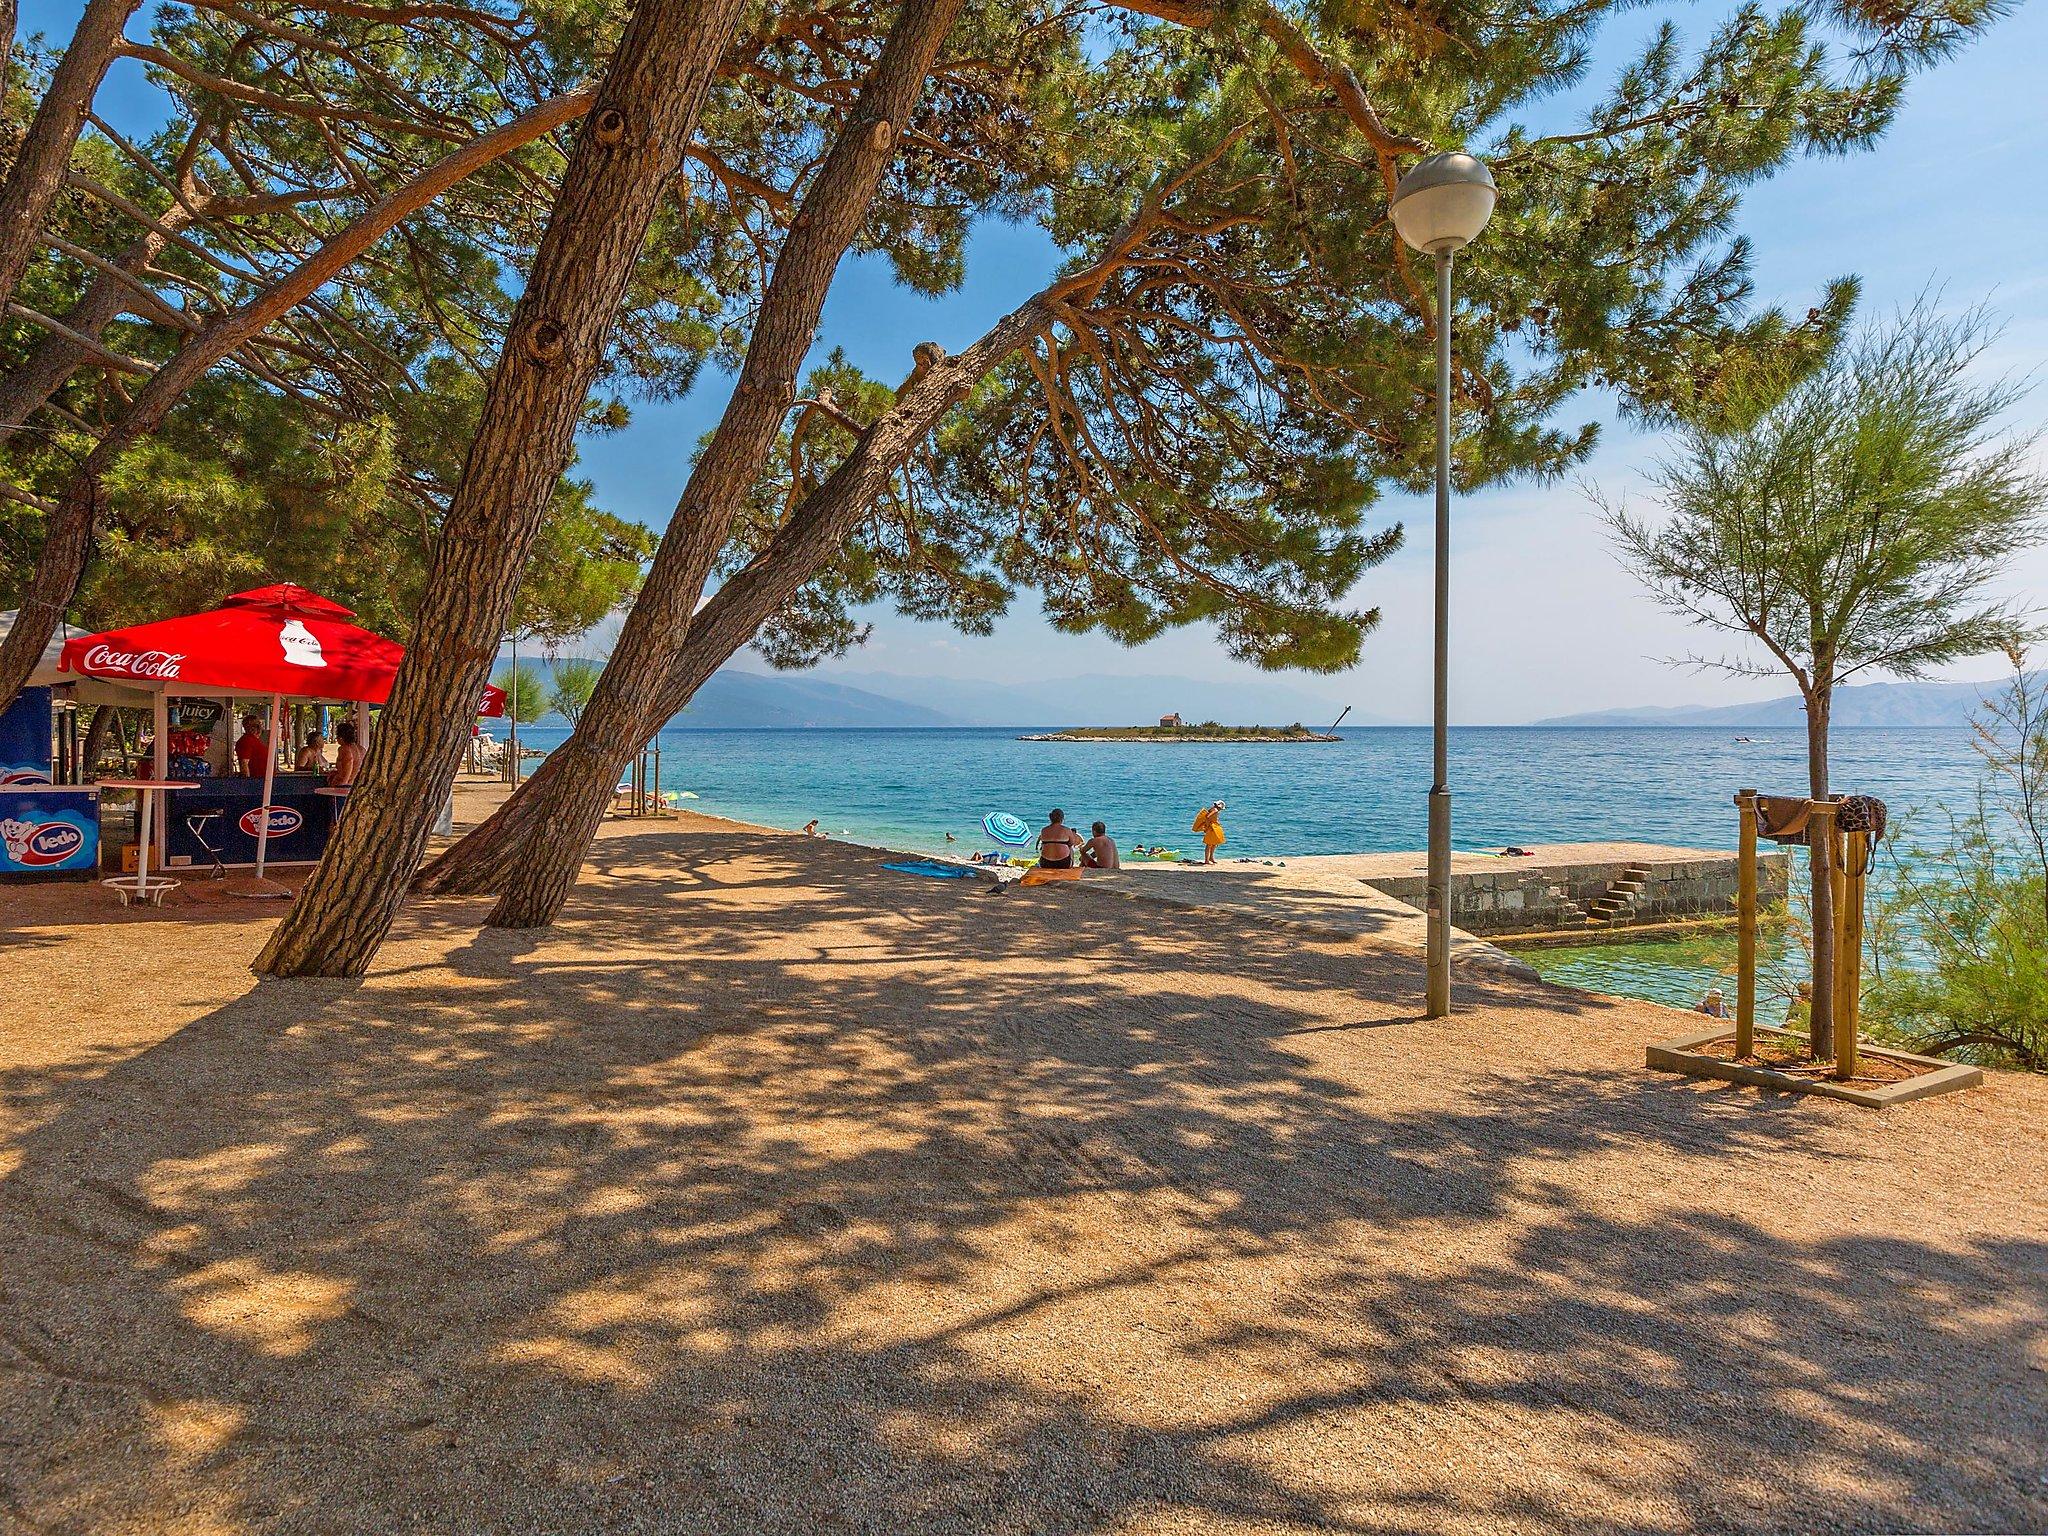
[[164, 773, 341, 869]]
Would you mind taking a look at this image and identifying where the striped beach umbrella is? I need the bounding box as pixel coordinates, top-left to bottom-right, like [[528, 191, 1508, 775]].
[[982, 811, 1031, 846]]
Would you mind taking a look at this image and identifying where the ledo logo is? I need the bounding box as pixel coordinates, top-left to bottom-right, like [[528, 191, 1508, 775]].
[[239, 805, 304, 838], [82, 644, 184, 680], [1, 817, 84, 867]]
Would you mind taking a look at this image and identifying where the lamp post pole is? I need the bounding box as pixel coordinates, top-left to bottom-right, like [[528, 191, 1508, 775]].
[[1426, 249, 1454, 1018], [1388, 150, 1495, 1021]]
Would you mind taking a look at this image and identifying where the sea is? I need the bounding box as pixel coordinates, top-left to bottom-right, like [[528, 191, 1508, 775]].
[[509, 723, 1989, 1015]]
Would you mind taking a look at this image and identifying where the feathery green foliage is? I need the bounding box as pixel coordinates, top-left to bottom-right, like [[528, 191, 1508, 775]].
[[492, 661, 549, 727], [545, 656, 605, 727], [1863, 660, 2048, 1071], [1600, 298, 2046, 796]]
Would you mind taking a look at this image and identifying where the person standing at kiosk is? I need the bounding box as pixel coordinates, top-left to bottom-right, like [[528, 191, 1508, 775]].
[[233, 714, 271, 778]]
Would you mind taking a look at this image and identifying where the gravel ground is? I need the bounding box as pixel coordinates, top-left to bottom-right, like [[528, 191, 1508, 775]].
[[1, 794, 2043, 1535]]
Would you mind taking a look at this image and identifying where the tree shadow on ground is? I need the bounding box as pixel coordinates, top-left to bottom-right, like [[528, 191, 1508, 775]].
[[1, 824, 2042, 1534]]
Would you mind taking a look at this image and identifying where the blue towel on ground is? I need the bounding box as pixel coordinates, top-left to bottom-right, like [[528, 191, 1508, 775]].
[[882, 860, 979, 880]]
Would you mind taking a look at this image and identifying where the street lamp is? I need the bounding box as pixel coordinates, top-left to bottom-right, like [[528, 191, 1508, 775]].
[[1389, 151, 1496, 1020]]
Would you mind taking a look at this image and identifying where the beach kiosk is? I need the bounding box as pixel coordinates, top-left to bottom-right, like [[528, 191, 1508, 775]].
[[0, 609, 154, 880], [58, 584, 503, 886]]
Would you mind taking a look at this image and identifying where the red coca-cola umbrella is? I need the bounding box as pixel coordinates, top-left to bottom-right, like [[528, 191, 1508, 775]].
[[62, 584, 506, 888], [60, 583, 506, 714]]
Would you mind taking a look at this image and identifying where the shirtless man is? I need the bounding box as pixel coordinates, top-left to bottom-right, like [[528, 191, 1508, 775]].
[[1036, 809, 1083, 868], [328, 722, 365, 787], [1082, 821, 1119, 870]]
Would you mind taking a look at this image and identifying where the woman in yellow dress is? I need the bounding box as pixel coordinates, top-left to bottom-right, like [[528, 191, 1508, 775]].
[[1192, 800, 1226, 864]]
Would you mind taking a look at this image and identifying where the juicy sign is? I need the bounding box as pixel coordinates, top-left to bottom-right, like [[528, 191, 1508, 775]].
[[81, 644, 185, 680]]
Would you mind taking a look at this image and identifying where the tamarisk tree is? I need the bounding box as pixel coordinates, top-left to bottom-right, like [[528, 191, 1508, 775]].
[[1605, 302, 2043, 799], [1602, 301, 2046, 1046], [416, 0, 1989, 909]]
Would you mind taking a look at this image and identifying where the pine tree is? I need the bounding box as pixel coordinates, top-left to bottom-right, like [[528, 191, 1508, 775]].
[[422, 0, 2002, 908]]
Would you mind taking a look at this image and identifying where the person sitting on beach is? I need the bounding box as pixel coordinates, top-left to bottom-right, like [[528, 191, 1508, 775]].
[[294, 732, 327, 772], [1036, 809, 1083, 869], [328, 722, 364, 787], [801, 819, 821, 837], [1082, 821, 1119, 870], [1193, 800, 1227, 864]]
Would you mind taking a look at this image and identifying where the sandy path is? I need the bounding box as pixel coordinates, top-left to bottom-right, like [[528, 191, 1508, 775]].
[[0, 800, 2043, 1534]]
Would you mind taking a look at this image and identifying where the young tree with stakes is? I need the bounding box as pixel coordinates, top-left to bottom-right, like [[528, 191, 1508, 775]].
[[1601, 301, 2046, 1052]]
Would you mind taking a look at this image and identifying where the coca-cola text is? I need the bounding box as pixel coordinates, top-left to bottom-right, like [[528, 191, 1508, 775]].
[[82, 645, 185, 680]]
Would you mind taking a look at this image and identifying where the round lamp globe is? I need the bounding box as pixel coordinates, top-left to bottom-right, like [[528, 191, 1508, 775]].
[[1389, 152, 1497, 255]]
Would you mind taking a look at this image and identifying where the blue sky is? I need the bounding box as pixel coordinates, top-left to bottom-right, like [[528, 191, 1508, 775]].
[[23, 0, 2048, 722]]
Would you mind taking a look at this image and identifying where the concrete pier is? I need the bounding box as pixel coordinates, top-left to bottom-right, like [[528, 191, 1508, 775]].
[[1269, 841, 1789, 937]]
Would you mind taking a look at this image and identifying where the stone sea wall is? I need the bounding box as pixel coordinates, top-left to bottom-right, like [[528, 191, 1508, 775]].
[[1360, 850, 1792, 937]]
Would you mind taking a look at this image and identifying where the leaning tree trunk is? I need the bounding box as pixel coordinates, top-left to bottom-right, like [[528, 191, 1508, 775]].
[[80, 703, 115, 776], [0, 0, 144, 317], [483, 0, 968, 931], [250, 0, 744, 979], [0, 87, 597, 715], [415, 292, 1066, 899], [415, 204, 1163, 901], [1805, 684, 1835, 1057]]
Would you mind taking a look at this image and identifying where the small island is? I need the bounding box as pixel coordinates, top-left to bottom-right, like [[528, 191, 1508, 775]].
[[1020, 718, 1339, 743]]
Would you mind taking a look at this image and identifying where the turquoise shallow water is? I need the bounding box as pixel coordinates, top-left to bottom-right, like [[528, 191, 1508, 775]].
[[507, 722, 1984, 1010]]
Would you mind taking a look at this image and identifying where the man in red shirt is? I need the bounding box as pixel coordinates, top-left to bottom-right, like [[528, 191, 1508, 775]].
[[233, 713, 270, 778]]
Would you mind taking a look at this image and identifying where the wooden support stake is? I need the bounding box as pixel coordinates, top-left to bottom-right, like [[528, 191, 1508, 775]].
[[1836, 826, 1868, 1081], [1807, 799, 1838, 1060], [1734, 788, 1758, 1058]]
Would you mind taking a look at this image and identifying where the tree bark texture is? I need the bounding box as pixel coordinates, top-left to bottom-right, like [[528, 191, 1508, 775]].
[[0, 0, 144, 317], [483, 0, 968, 930], [0, 86, 596, 713], [80, 702, 114, 775], [416, 293, 1058, 899], [249, 0, 742, 978]]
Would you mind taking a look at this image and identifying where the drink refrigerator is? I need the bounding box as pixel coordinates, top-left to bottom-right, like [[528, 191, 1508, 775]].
[[0, 686, 100, 878]]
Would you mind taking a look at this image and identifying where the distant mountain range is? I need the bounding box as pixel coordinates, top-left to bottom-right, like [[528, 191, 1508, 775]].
[[1535, 673, 2029, 728], [816, 670, 1374, 729], [516, 657, 2023, 730], [516, 660, 1374, 729], [669, 671, 956, 728]]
